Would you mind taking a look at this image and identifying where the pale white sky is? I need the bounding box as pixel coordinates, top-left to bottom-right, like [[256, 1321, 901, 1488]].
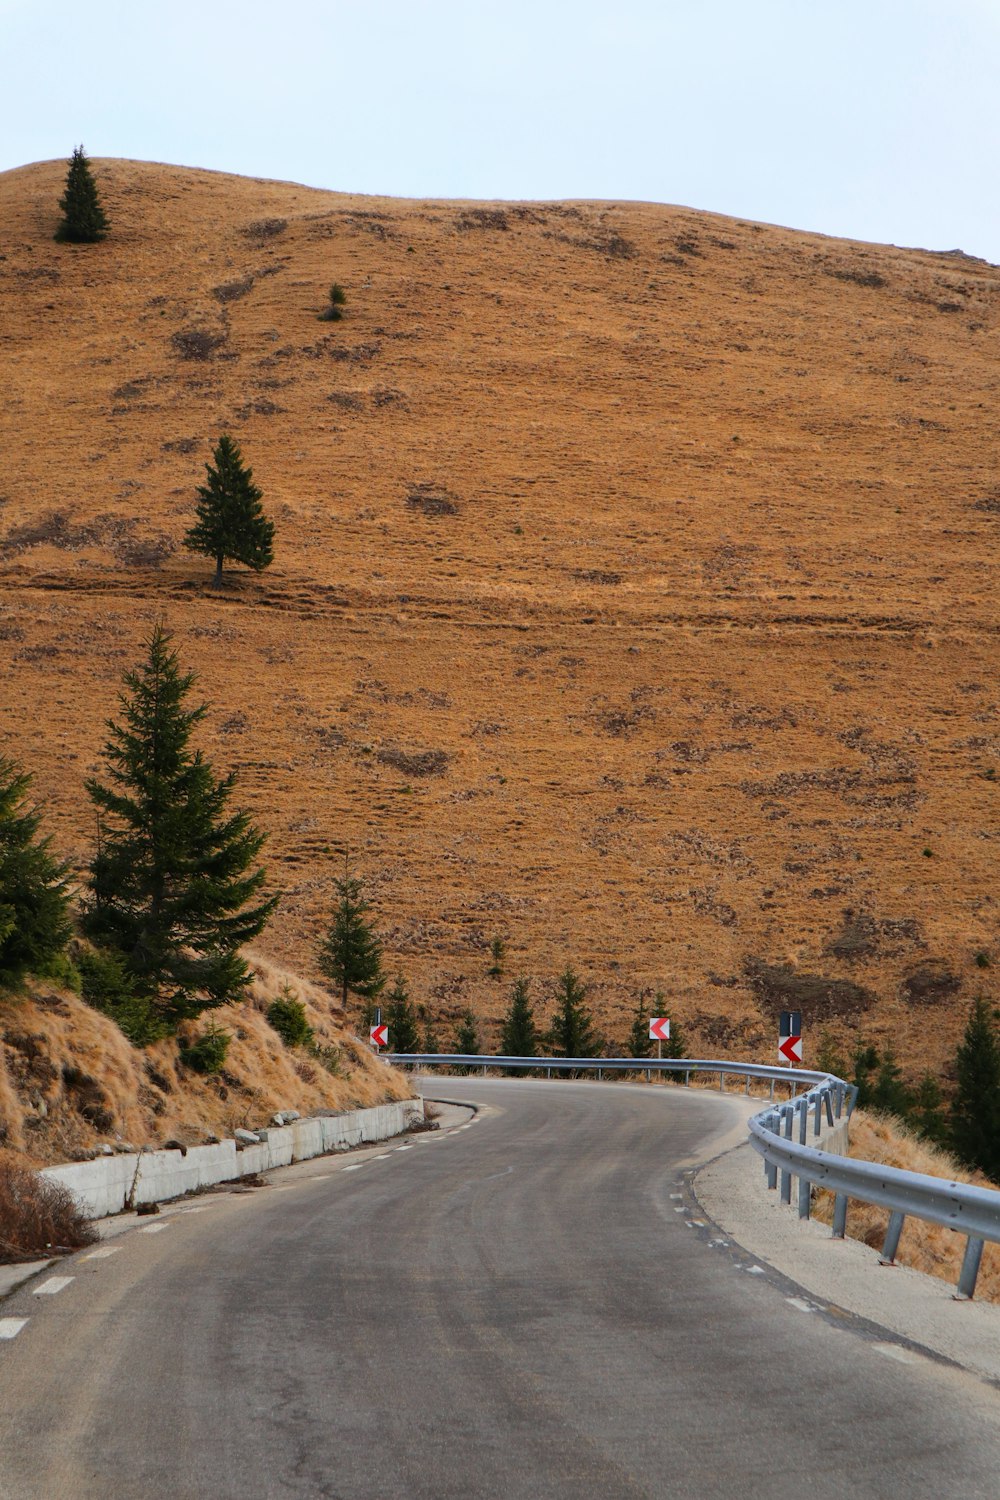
[[3, 0, 1000, 259]]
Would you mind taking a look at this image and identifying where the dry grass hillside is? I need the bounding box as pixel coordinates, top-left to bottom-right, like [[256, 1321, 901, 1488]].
[[1, 157, 997, 1076], [0, 952, 411, 1167]]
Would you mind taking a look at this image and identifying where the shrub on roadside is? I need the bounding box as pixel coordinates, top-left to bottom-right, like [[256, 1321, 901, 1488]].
[[78, 945, 168, 1046], [0, 1154, 97, 1262], [266, 991, 316, 1049], [178, 1024, 230, 1075]]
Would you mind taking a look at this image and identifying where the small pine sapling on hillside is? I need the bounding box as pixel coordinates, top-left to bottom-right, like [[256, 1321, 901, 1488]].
[[319, 283, 348, 321], [950, 997, 1000, 1182], [487, 934, 506, 979], [627, 990, 654, 1060], [55, 145, 109, 243], [184, 435, 275, 585]]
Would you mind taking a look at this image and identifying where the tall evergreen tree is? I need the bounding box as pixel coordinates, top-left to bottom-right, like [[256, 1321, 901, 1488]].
[[548, 967, 602, 1060], [184, 435, 275, 584], [318, 868, 385, 1013], [627, 989, 654, 1059], [951, 997, 1000, 1182], [419, 1006, 440, 1054], [501, 977, 537, 1059], [454, 1007, 481, 1072], [869, 1047, 912, 1117], [385, 973, 420, 1054], [910, 1073, 949, 1148], [0, 757, 72, 987], [55, 145, 109, 243], [83, 625, 277, 1026]]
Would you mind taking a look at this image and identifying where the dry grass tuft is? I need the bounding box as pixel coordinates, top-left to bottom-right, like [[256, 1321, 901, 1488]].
[[813, 1109, 1000, 1302], [0, 1150, 97, 1262]]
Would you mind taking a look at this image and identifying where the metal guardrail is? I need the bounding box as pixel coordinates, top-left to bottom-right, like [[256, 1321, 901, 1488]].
[[390, 1052, 1000, 1300]]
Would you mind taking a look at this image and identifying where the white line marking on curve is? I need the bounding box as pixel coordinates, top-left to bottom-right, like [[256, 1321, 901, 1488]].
[[0, 1319, 28, 1340], [745, 1265, 766, 1275], [873, 1343, 917, 1365], [34, 1277, 73, 1295], [83, 1246, 122, 1260], [394, 1145, 414, 1152], [342, 1164, 365, 1172], [138, 1223, 170, 1234], [374, 1153, 392, 1160], [786, 1297, 815, 1313]]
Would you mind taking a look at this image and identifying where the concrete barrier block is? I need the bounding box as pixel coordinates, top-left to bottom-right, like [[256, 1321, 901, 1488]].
[[290, 1119, 324, 1161]]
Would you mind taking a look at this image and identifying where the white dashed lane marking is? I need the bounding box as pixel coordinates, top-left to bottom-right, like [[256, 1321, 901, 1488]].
[[394, 1146, 414, 1152], [138, 1223, 170, 1234], [83, 1247, 122, 1260], [34, 1277, 73, 1296], [374, 1154, 392, 1160], [0, 1319, 28, 1340], [343, 1164, 365, 1173], [786, 1297, 815, 1313]]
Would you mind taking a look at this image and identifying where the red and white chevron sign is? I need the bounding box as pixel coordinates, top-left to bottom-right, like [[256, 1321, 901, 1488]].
[[778, 1033, 802, 1065], [649, 1017, 671, 1042], [370, 1023, 389, 1049]]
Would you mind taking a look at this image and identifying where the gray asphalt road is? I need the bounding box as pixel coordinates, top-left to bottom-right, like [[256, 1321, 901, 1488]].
[[2, 1078, 1000, 1500]]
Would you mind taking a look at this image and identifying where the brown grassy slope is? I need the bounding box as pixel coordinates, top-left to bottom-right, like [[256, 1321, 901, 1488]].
[[0, 158, 997, 1073], [813, 1110, 1000, 1302], [0, 953, 411, 1167]]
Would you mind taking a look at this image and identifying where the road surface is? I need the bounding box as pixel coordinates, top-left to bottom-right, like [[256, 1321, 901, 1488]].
[[2, 1078, 1000, 1498]]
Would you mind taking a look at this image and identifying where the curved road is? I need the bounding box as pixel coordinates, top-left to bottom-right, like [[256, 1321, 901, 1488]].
[[2, 1078, 1000, 1499]]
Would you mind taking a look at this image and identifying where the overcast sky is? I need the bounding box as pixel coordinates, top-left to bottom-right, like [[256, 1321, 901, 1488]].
[[4, 0, 1000, 260]]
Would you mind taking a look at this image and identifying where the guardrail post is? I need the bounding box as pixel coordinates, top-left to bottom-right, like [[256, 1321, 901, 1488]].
[[684, 1070, 690, 1087], [813, 1096, 822, 1137], [824, 1091, 835, 1128], [719, 1073, 725, 1091], [745, 1076, 751, 1095], [798, 1175, 811, 1219], [798, 1100, 808, 1146], [956, 1236, 985, 1300], [645, 1068, 651, 1083], [880, 1212, 905, 1265], [832, 1193, 848, 1238], [766, 1159, 778, 1190], [769, 1078, 775, 1102], [781, 1109, 793, 1205]]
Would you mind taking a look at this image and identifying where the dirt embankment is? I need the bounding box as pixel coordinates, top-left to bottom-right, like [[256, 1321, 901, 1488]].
[[0, 158, 997, 1079], [0, 953, 410, 1168]]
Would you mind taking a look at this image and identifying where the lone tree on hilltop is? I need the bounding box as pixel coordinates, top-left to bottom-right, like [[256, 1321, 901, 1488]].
[[318, 866, 385, 1014], [83, 624, 278, 1028], [55, 145, 109, 243], [548, 967, 602, 1061], [0, 756, 72, 988], [385, 973, 420, 1054], [951, 996, 1000, 1182], [184, 435, 274, 585]]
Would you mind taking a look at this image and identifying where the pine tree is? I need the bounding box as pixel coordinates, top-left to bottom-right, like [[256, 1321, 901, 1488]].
[[548, 967, 602, 1061], [184, 435, 275, 584], [869, 1047, 912, 1118], [385, 973, 420, 1054], [454, 1007, 481, 1072], [951, 997, 1000, 1182], [487, 934, 506, 979], [0, 757, 72, 988], [83, 624, 278, 1027], [318, 868, 385, 1013], [910, 1073, 949, 1148], [851, 1042, 880, 1108], [501, 977, 537, 1059], [419, 1008, 440, 1054], [627, 990, 654, 1059], [55, 145, 109, 243]]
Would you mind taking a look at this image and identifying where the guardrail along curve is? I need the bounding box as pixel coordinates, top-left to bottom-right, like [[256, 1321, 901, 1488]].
[[389, 1053, 1000, 1301]]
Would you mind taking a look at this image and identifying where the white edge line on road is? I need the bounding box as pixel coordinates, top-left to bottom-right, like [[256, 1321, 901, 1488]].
[[138, 1223, 170, 1234], [786, 1297, 815, 1313], [873, 1343, 917, 1365], [83, 1246, 122, 1260], [374, 1154, 392, 1160], [34, 1276, 73, 1295], [0, 1319, 28, 1339], [342, 1164, 365, 1172]]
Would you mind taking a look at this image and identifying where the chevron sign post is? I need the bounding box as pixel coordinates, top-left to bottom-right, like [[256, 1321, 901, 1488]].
[[370, 1023, 389, 1050], [649, 1016, 670, 1060], [778, 1010, 802, 1066]]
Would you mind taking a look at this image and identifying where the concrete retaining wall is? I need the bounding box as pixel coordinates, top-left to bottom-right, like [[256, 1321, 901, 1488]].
[[41, 1097, 423, 1219]]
